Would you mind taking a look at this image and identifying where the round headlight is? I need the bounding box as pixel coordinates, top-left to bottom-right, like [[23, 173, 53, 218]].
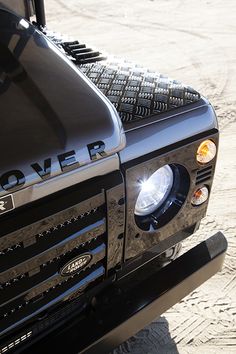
[[197, 140, 216, 164], [135, 165, 174, 216]]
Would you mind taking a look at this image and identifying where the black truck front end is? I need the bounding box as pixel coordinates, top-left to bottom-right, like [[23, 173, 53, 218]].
[[0, 2, 227, 353]]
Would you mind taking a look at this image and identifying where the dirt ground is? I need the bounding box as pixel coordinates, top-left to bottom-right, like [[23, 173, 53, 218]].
[[46, 1, 236, 352]]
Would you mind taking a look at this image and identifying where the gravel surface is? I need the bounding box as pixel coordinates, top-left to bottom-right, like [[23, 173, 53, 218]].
[[46, 1, 236, 352]]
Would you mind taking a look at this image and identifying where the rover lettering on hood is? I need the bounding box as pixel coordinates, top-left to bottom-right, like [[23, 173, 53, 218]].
[[0, 141, 106, 193]]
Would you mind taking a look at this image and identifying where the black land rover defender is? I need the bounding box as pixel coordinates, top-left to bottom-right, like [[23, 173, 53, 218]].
[[0, 1, 227, 353]]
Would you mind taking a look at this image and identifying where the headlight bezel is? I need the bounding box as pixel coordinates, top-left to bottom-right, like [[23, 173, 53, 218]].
[[123, 133, 218, 262]]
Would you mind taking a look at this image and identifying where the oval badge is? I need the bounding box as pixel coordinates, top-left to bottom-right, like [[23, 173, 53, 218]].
[[60, 254, 92, 277]]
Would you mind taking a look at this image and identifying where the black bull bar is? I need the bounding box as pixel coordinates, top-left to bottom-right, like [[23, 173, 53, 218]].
[[24, 232, 227, 354]]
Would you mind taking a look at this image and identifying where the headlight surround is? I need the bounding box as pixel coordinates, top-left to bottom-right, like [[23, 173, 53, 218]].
[[135, 165, 174, 216]]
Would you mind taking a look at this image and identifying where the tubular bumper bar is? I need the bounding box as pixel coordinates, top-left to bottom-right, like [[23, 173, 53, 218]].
[[24, 232, 227, 354]]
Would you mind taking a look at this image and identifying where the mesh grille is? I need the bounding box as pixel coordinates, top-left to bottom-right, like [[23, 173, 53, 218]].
[[0, 190, 107, 336]]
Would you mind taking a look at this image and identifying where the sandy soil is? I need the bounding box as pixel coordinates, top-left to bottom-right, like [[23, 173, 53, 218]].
[[46, 1, 236, 352]]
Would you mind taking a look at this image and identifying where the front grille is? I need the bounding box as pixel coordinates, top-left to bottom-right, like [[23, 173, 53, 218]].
[[0, 187, 107, 337]]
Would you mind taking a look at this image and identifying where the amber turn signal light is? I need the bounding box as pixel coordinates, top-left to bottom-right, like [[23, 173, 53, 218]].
[[197, 140, 216, 164], [191, 186, 209, 206]]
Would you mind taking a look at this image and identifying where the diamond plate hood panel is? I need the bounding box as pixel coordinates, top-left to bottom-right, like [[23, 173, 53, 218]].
[[78, 57, 201, 124]]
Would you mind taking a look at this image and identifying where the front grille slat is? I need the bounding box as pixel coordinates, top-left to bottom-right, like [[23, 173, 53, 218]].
[[26, 243, 106, 302], [0, 219, 105, 284], [1, 243, 106, 310], [0, 206, 102, 270], [0, 193, 104, 252]]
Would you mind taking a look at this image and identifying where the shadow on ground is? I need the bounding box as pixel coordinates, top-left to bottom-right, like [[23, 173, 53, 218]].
[[112, 317, 179, 354]]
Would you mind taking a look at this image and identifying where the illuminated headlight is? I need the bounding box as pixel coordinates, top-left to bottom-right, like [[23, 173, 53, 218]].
[[135, 165, 174, 216]]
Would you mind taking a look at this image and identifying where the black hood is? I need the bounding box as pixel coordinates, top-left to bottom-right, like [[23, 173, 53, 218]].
[[0, 9, 125, 196]]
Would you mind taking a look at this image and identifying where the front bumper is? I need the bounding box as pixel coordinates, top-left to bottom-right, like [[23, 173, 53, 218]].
[[21, 231, 227, 354]]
